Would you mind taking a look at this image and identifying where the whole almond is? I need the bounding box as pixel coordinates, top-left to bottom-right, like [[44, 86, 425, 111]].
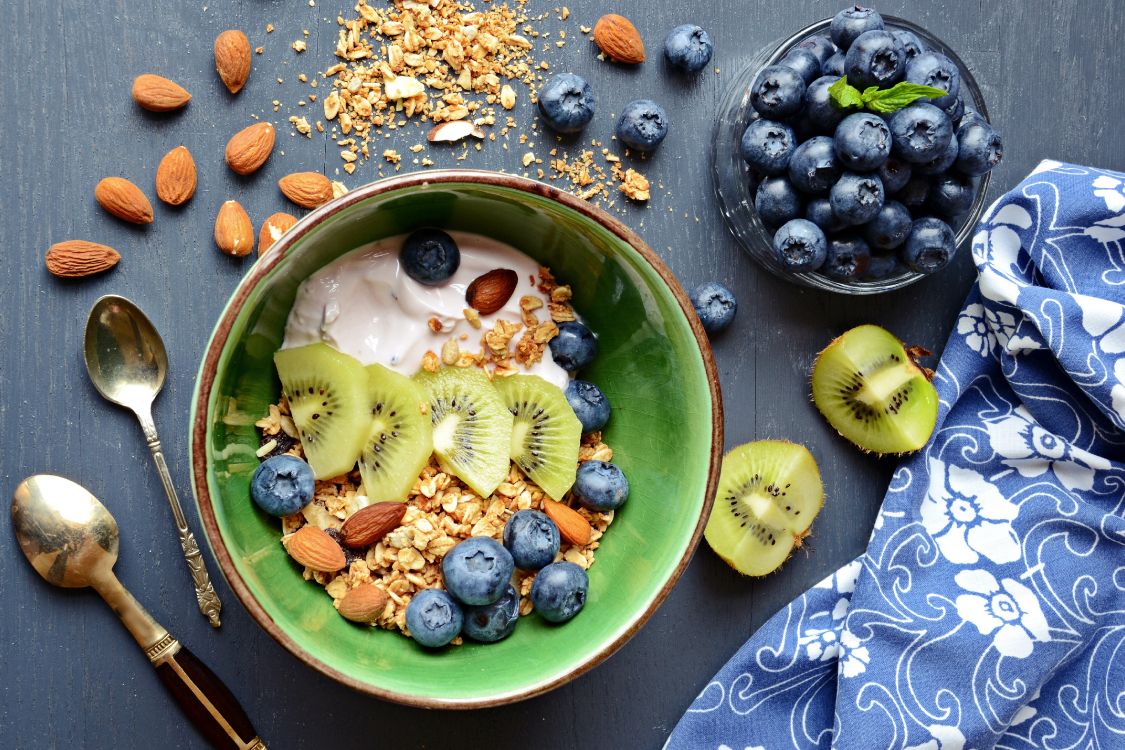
[[258, 212, 298, 255], [225, 122, 275, 175], [95, 177, 154, 224], [155, 146, 197, 206], [214, 200, 254, 257], [340, 502, 407, 548], [214, 30, 251, 94], [337, 584, 389, 624], [278, 172, 334, 209], [45, 241, 121, 278], [284, 526, 346, 573], [593, 14, 645, 64], [543, 499, 593, 546], [466, 268, 519, 315], [131, 74, 192, 111]]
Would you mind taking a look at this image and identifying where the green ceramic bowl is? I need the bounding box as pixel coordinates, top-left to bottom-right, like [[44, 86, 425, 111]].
[[190, 170, 723, 708]]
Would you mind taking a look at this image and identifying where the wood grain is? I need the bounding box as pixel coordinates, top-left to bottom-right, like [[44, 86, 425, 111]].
[[1, 0, 1123, 747]]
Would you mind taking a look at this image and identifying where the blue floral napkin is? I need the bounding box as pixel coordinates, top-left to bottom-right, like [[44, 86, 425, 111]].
[[667, 161, 1125, 750]]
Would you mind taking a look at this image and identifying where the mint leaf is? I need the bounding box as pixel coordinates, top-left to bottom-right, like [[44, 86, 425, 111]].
[[828, 76, 864, 110], [861, 82, 950, 114]]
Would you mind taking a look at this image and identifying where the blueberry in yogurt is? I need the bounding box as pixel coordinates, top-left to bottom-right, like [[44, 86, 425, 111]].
[[549, 321, 598, 371], [401, 228, 461, 285]]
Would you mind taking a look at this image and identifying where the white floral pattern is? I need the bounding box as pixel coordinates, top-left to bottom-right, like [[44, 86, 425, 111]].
[[954, 569, 1050, 658], [985, 406, 1111, 491], [919, 458, 1020, 564]]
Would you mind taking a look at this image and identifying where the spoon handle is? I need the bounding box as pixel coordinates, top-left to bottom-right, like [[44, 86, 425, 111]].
[[136, 407, 223, 628]]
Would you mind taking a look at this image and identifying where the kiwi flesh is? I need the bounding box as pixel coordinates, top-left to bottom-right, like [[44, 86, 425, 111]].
[[274, 343, 370, 480], [704, 440, 824, 577], [414, 366, 513, 498], [358, 364, 434, 502], [492, 375, 582, 500], [811, 324, 938, 454]]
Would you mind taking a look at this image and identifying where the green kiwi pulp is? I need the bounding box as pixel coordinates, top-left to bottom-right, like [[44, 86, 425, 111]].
[[811, 324, 939, 455], [273, 343, 370, 480], [492, 375, 582, 500], [414, 366, 514, 498], [704, 440, 824, 577], [358, 364, 434, 502]]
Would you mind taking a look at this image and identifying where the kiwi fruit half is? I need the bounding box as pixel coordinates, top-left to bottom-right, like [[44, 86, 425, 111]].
[[704, 440, 824, 577], [811, 324, 938, 454], [414, 366, 513, 498], [273, 343, 370, 480], [492, 375, 582, 500], [358, 364, 434, 502]]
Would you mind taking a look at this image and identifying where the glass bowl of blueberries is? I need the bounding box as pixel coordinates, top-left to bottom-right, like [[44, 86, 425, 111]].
[[713, 7, 1003, 294]]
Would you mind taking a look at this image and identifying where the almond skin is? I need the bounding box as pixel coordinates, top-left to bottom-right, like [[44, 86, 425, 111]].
[[225, 122, 275, 175], [131, 74, 192, 111], [593, 14, 645, 64], [543, 499, 593, 546], [284, 526, 347, 573], [95, 177, 154, 224], [45, 241, 121, 278], [278, 172, 334, 209], [340, 502, 407, 548], [337, 584, 389, 624], [214, 200, 254, 257], [155, 146, 197, 206], [466, 268, 519, 315], [258, 212, 298, 255], [214, 29, 251, 94]]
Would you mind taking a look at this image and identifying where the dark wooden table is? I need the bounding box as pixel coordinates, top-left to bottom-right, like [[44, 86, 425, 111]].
[[3, 1, 1122, 747]]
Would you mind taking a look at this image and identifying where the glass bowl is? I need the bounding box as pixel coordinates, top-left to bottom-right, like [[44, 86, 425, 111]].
[[712, 16, 992, 294]]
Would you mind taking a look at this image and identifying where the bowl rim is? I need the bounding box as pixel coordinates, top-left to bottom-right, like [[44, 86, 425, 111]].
[[188, 168, 724, 709]]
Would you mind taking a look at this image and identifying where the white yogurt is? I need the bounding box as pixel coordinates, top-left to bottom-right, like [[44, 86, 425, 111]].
[[282, 231, 570, 389]]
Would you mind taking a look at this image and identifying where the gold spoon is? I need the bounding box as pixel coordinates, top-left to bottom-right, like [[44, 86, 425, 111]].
[[11, 475, 265, 749], [84, 295, 221, 627]]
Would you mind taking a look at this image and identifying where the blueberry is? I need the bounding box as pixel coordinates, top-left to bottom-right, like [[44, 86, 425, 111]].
[[830, 172, 884, 225], [251, 455, 314, 516], [905, 51, 960, 109], [943, 96, 965, 123], [549, 322, 598, 371], [401, 228, 460, 285], [441, 536, 515, 606], [690, 282, 737, 335], [740, 119, 797, 176], [889, 102, 953, 164], [787, 136, 840, 194], [755, 176, 804, 226], [460, 584, 519, 643], [877, 156, 912, 194], [805, 76, 847, 132], [929, 173, 975, 217], [834, 113, 892, 171], [531, 562, 588, 623], [564, 379, 610, 433], [822, 235, 872, 280], [573, 460, 630, 511], [954, 120, 1003, 176], [537, 73, 595, 133], [844, 30, 906, 90], [503, 510, 560, 570], [779, 48, 822, 85], [892, 29, 925, 60], [895, 175, 931, 209], [773, 218, 828, 272], [664, 24, 713, 73], [750, 65, 806, 119], [863, 253, 902, 280], [916, 133, 959, 175], [823, 51, 846, 77], [796, 35, 838, 65], [862, 201, 912, 250], [616, 99, 669, 153], [806, 198, 847, 233], [902, 217, 956, 273], [957, 109, 988, 130], [406, 589, 463, 647], [830, 5, 884, 49]]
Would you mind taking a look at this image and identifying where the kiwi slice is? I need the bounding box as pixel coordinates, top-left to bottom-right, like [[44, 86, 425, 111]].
[[492, 375, 582, 500], [414, 367, 513, 498], [811, 324, 938, 454], [358, 364, 434, 502], [273, 343, 370, 480], [705, 440, 824, 577]]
